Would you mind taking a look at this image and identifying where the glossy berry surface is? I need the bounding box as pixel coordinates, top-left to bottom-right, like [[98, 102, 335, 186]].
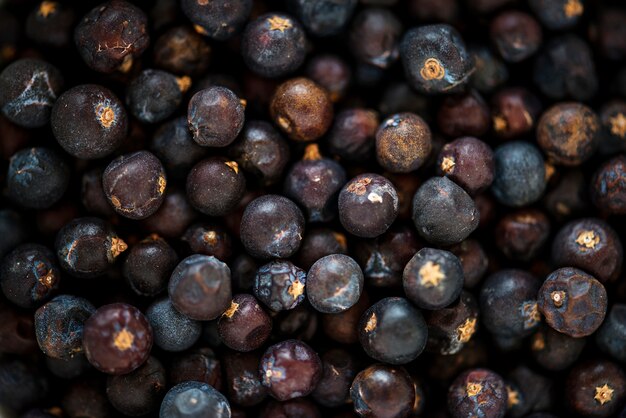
[[350, 364, 415, 418], [217, 293, 272, 352], [160, 381, 231, 418], [307, 254, 363, 314], [254, 260, 306, 312], [82, 303, 153, 375], [436, 136, 494, 195], [358, 297, 427, 364], [186, 157, 246, 216], [168, 255, 232, 321], [259, 339, 322, 401], [447, 368, 507, 418], [123, 234, 179, 297]]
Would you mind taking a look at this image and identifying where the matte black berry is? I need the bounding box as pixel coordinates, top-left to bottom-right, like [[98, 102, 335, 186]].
[[448, 369, 507, 418], [146, 297, 201, 352], [260, 339, 322, 401], [288, 0, 356, 37], [436, 137, 494, 195], [123, 234, 178, 297], [412, 176, 479, 245], [479, 269, 541, 339], [106, 356, 166, 416], [168, 255, 232, 321], [160, 381, 231, 418], [401, 24, 473, 94], [359, 297, 427, 364], [55, 217, 127, 278], [566, 360, 626, 418], [254, 260, 307, 312], [403, 248, 464, 310], [538, 267, 607, 338], [284, 144, 346, 222], [242, 13, 307, 78], [217, 293, 272, 352], [376, 112, 432, 173], [187, 158, 245, 217], [127, 69, 189, 124], [26, 1, 76, 48], [339, 173, 398, 238], [74, 0, 149, 73], [240, 195, 305, 259], [51, 84, 128, 159], [0, 58, 63, 128], [307, 254, 363, 314], [34, 295, 96, 359], [350, 364, 415, 418], [491, 141, 546, 207], [103, 151, 167, 219], [83, 303, 153, 375], [188, 86, 245, 147], [181, 0, 251, 41], [6, 147, 69, 209], [349, 8, 401, 69]]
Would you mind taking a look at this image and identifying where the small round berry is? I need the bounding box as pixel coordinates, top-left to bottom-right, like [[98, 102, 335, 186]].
[[217, 293, 272, 352], [146, 298, 201, 352], [307, 254, 364, 314], [448, 369, 507, 418], [188, 86, 245, 147], [566, 360, 626, 418], [186, 157, 246, 216], [160, 381, 231, 418], [375, 112, 432, 173], [350, 364, 415, 418], [254, 260, 307, 312], [181, 0, 251, 41], [126, 69, 189, 124], [436, 137, 494, 195]]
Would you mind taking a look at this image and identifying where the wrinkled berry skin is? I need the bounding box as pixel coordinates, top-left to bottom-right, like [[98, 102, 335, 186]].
[[566, 360, 626, 418], [412, 176, 479, 246], [6, 147, 69, 209], [127, 69, 185, 124], [358, 297, 427, 364], [240, 195, 305, 259], [538, 267, 607, 338], [307, 254, 364, 314], [479, 269, 541, 339], [254, 260, 307, 312], [181, 0, 251, 41], [350, 364, 415, 418], [103, 151, 167, 220], [82, 303, 153, 375], [74, 0, 149, 73], [288, 0, 356, 37], [551, 218, 622, 283], [0, 58, 63, 128], [52, 84, 128, 159], [447, 369, 507, 418], [168, 255, 232, 321], [591, 155, 626, 215], [596, 304, 626, 363], [34, 295, 96, 360], [401, 24, 474, 94], [1, 244, 60, 309], [375, 112, 432, 173], [260, 339, 322, 401], [188, 86, 245, 147], [339, 173, 399, 238], [491, 141, 546, 207], [160, 381, 231, 418], [242, 13, 307, 78]]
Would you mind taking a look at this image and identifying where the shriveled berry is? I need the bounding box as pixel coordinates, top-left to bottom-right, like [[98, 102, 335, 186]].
[[254, 260, 307, 312]]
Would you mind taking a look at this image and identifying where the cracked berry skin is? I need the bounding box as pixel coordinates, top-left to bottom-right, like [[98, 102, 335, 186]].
[[259, 339, 322, 401], [491, 141, 546, 207], [254, 260, 307, 312], [146, 297, 201, 352], [34, 295, 96, 360], [375, 112, 432, 173], [537, 102, 600, 166], [307, 254, 363, 314], [82, 303, 153, 375], [240, 195, 305, 259], [349, 8, 402, 69], [401, 24, 474, 94], [350, 364, 415, 418], [591, 155, 626, 215], [188, 86, 245, 147], [218, 293, 272, 352], [566, 360, 626, 418], [538, 267, 607, 338], [55, 217, 127, 278], [0, 58, 63, 128], [339, 173, 399, 238], [222, 350, 268, 407], [74, 0, 149, 74], [448, 369, 507, 418], [123, 234, 179, 297], [551, 218, 622, 283], [186, 157, 246, 216], [436, 136, 494, 196], [106, 356, 166, 416], [403, 248, 464, 310], [103, 151, 167, 220], [160, 381, 231, 418], [426, 291, 479, 355], [412, 176, 479, 246], [242, 13, 307, 78], [6, 147, 69, 210], [0, 244, 60, 309], [181, 0, 252, 41], [597, 304, 626, 363], [358, 297, 427, 364], [479, 269, 541, 339], [168, 255, 232, 321], [52, 84, 128, 159], [127, 69, 186, 124]]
